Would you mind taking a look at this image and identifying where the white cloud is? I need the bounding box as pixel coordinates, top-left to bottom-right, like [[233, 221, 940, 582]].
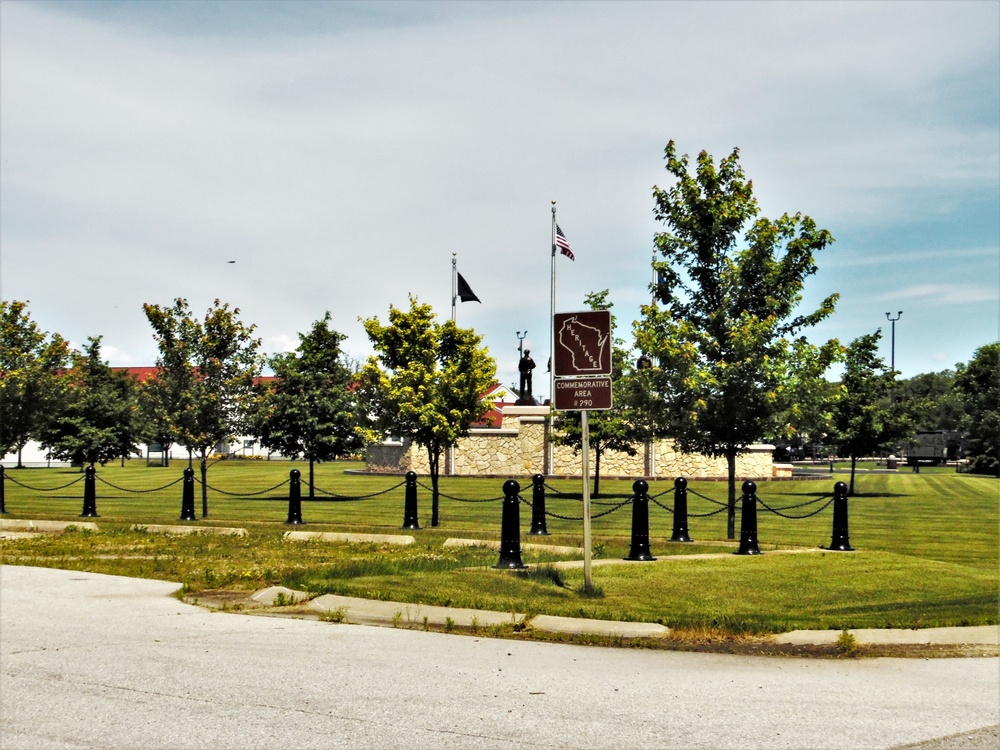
[[1, 0, 997, 385], [879, 284, 1000, 305]]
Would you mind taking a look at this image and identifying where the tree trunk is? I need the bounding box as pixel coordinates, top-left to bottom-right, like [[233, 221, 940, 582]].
[[849, 456, 857, 496], [308, 458, 315, 500], [429, 447, 440, 527], [726, 450, 737, 540]]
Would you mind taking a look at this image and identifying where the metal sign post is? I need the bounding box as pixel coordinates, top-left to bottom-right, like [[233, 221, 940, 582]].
[[581, 409, 592, 590]]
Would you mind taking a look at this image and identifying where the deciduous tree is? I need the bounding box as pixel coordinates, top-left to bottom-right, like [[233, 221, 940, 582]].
[[360, 297, 495, 526], [829, 331, 914, 494], [257, 312, 363, 496], [0, 301, 70, 466], [39, 337, 141, 467], [955, 342, 1000, 476], [634, 140, 840, 537], [143, 298, 262, 516]]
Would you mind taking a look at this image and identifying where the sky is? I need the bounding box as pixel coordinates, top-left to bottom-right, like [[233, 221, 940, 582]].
[[2, 0, 997, 400]]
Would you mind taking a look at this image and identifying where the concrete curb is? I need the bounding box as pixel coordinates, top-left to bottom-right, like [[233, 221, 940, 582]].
[[774, 625, 1000, 646], [254, 586, 994, 646], [283, 531, 415, 545], [130, 524, 247, 536], [444, 537, 585, 555], [0, 519, 99, 533]]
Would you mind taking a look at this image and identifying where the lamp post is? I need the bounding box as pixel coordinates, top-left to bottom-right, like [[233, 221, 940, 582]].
[[886, 311, 902, 407], [885, 311, 902, 372]]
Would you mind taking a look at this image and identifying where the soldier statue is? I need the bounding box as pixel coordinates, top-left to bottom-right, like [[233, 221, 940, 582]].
[[518, 350, 536, 404]]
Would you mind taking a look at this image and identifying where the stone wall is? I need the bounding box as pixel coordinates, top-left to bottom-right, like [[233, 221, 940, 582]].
[[365, 406, 775, 479]]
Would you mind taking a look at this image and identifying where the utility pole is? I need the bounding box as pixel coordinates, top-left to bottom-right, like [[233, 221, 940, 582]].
[[885, 311, 902, 371], [886, 310, 902, 403]]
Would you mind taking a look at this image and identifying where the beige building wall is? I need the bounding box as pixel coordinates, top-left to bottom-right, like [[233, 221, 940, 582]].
[[365, 406, 775, 479]]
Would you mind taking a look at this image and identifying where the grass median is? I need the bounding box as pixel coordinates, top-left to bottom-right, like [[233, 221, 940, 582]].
[[1, 460, 997, 636]]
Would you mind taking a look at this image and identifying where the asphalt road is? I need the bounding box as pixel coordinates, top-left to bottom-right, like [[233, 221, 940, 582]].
[[1, 565, 997, 750]]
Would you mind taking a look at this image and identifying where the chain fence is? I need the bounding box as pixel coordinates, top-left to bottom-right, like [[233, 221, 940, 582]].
[[4, 474, 85, 492], [95, 475, 185, 493], [309, 480, 407, 502]]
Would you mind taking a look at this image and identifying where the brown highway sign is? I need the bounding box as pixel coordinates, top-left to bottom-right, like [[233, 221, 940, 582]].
[[553, 311, 613, 377], [554, 376, 613, 411]]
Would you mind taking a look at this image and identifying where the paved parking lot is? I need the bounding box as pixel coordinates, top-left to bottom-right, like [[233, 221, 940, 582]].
[[1, 565, 997, 750]]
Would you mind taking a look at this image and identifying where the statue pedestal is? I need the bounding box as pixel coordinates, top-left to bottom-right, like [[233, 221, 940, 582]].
[[514, 397, 538, 406]]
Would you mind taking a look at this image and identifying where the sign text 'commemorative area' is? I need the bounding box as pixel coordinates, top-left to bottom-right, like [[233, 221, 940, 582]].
[[554, 376, 613, 411]]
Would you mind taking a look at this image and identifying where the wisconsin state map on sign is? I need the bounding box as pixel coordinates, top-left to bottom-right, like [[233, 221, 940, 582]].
[[556, 316, 610, 373]]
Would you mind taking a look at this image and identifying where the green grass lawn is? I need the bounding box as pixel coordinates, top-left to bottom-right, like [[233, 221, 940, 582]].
[[2, 459, 997, 634]]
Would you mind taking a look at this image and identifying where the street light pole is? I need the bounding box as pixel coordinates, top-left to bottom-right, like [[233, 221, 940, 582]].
[[885, 311, 903, 372]]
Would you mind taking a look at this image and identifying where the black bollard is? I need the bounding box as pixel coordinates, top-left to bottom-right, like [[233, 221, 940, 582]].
[[528, 473, 549, 535], [828, 481, 854, 551], [625, 479, 656, 561], [80, 465, 98, 518], [493, 479, 525, 569], [286, 469, 304, 525], [670, 476, 693, 542], [401, 471, 419, 529], [0, 465, 6, 514], [734, 480, 761, 555], [179, 467, 196, 521]]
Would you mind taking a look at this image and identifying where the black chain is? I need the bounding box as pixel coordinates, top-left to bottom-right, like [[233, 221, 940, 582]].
[[415, 480, 502, 503], [195, 478, 290, 496], [311, 481, 406, 500], [535, 496, 632, 521], [95, 475, 185, 493], [649, 495, 674, 513], [757, 495, 835, 519], [4, 474, 85, 491], [685, 488, 731, 507]]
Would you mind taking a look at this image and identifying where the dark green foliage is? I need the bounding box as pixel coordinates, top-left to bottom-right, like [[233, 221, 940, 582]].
[[635, 140, 839, 535], [360, 296, 496, 526], [39, 337, 141, 467], [0, 300, 70, 464], [143, 298, 263, 516], [955, 342, 1000, 476], [829, 331, 915, 493], [895, 370, 964, 433], [257, 312, 363, 496]]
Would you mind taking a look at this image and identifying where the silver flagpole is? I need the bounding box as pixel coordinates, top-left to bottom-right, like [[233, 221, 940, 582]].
[[550, 201, 558, 400], [451, 253, 458, 322], [449, 254, 457, 476], [549, 202, 557, 475]]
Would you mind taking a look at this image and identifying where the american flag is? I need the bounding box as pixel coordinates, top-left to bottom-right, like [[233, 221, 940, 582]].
[[555, 224, 575, 260]]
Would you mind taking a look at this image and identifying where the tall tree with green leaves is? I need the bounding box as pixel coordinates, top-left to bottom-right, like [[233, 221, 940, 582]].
[[257, 312, 363, 497], [554, 291, 641, 497], [360, 297, 496, 526], [136, 367, 187, 467], [143, 298, 263, 516], [895, 370, 964, 433], [954, 342, 1000, 476], [0, 300, 70, 466], [829, 331, 915, 494], [634, 140, 840, 537], [38, 337, 141, 468]]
